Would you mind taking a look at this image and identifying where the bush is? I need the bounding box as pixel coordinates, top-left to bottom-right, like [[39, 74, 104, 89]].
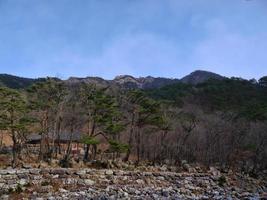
[[59, 156, 73, 168], [15, 184, 23, 193], [218, 175, 227, 187]]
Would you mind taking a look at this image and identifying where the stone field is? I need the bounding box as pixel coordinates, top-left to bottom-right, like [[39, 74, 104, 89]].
[[0, 167, 266, 200]]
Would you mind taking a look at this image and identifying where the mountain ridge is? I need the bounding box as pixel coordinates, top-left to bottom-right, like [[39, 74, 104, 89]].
[[0, 70, 261, 89]]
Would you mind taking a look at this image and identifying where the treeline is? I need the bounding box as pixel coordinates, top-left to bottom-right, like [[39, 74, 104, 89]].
[[0, 76, 266, 174]]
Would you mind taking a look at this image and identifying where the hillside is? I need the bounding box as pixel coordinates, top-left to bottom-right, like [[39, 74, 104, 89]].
[[146, 78, 267, 120]]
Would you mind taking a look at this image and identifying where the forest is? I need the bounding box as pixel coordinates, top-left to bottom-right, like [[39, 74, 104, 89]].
[[0, 74, 266, 176]]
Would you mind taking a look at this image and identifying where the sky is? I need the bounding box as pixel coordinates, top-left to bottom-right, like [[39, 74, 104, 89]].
[[0, 0, 267, 80]]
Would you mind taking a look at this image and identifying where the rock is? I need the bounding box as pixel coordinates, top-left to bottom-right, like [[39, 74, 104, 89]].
[[123, 192, 129, 197], [29, 169, 40, 175], [105, 170, 113, 175], [160, 165, 168, 172], [59, 188, 68, 193], [135, 190, 141, 195], [4, 174, 17, 180], [22, 164, 32, 169], [37, 186, 53, 193], [144, 178, 151, 185], [161, 190, 169, 197], [6, 169, 16, 175], [181, 161, 197, 173], [209, 167, 221, 177], [136, 179, 145, 185], [181, 160, 188, 165], [18, 179, 28, 186], [79, 191, 86, 196], [157, 176, 165, 181], [84, 179, 95, 186], [76, 169, 87, 175], [0, 170, 9, 175], [65, 178, 77, 185], [51, 169, 66, 175], [52, 174, 59, 179], [195, 166, 203, 173], [0, 195, 9, 200]]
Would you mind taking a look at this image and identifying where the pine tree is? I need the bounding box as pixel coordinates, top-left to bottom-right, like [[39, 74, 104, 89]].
[[123, 90, 165, 163], [0, 87, 31, 167], [80, 83, 125, 161], [27, 78, 66, 161]]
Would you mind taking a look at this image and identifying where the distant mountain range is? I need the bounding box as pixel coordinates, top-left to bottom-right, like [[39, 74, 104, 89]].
[[66, 75, 181, 89], [0, 70, 249, 89]]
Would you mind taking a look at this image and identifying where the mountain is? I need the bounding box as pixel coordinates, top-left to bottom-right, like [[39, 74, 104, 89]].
[[0, 74, 45, 89], [0, 70, 226, 89], [181, 70, 225, 85], [66, 75, 180, 89]]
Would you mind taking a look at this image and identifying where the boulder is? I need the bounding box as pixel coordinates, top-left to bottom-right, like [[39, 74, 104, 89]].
[[84, 179, 95, 186], [136, 179, 145, 185], [105, 170, 113, 175], [209, 167, 221, 177]]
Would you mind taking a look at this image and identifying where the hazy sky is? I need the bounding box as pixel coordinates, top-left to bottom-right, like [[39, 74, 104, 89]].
[[0, 0, 267, 79]]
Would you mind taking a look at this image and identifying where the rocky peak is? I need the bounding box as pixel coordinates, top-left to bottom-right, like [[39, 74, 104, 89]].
[[114, 75, 138, 83], [113, 75, 180, 89], [66, 76, 109, 85]]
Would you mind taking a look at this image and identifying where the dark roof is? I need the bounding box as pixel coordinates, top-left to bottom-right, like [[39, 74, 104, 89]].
[[26, 132, 83, 144], [26, 134, 42, 144], [56, 132, 83, 143]]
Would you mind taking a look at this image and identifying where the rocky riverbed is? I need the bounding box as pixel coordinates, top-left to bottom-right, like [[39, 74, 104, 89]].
[[0, 167, 266, 199]]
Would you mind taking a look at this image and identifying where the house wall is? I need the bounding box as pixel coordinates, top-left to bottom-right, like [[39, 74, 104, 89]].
[[0, 131, 12, 146]]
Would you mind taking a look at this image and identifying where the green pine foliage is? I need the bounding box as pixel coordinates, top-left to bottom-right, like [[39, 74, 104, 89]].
[[108, 140, 129, 153], [81, 136, 100, 145]]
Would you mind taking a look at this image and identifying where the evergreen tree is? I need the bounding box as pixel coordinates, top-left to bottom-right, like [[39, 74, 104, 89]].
[[27, 78, 66, 160], [0, 87, 31, 167], [123, 90, 165, 163], [80, 83, 125, 161]]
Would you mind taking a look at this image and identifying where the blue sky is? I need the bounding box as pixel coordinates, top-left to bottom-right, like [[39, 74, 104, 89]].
[[0, 0, 267, 79]]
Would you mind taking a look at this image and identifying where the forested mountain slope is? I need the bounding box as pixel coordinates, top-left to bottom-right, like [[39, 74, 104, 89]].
[[146, 77, 267, 121], [0, 71, 266, 173]]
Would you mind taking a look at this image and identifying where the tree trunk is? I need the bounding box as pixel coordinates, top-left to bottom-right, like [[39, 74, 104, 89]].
[[39, 110, 48, 161], [136, 127, 141, 164], [84, 144, 90, 161], [84, 121, 95, 161], [124, 113, 135, 162], [11, 133, 17, 168], [93, 144, 97, 160], [55, 116, 62, 157]]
